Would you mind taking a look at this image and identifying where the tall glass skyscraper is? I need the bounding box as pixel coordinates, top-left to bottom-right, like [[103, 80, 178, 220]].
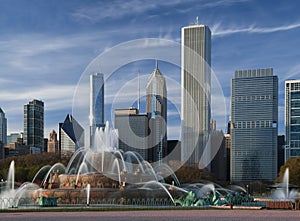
[[285, 79, 300, 161], [90, 73, 104, 145], [24, 100, 44, 151], [0, 108, 7, 145], [146, 61, 167, 163], [231, 68, 278, 182], [181, 24, 211, 167]]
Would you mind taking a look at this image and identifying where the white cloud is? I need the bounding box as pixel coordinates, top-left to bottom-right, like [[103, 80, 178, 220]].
[[71, 0, 184, 23], [279, 64, 300, 83], [0, 83, 75, 132], [212, 22, 300, 37]]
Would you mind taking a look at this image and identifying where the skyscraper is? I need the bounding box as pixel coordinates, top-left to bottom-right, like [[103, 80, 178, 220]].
[[90, 73, 104, 145], [231, 68, 278, 182], [114, 108, 149, 160], [24, 100, 44, 151], [181, 24, 211, 167], [285, 79, 300, 161], [48, 130, 58, 153], [0, 108, 7, 146], [59, 114, 84, 156], [146, 61, 167, 163]]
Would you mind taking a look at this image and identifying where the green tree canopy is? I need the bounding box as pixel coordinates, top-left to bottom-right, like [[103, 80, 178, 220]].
[[0, 153, 69, 183], [276, 156, 300, 187]]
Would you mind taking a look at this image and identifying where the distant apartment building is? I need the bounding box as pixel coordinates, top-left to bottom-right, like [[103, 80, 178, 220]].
[[23, 100, 44, 151], [7, 133, 22, 144], [59, 114, 84, 157], [48, 130, 58, 153], [3, 137, 30, 158], [231, 68, 278, 182], [285, 80, 300, 161], [0, 108, 7, 146]]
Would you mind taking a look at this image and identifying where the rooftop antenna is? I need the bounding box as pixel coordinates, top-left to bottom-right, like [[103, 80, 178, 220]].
[[196, 16, 199, 25], [138, 70, 141, 112]]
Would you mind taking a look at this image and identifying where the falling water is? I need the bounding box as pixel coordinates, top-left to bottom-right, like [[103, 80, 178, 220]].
[[7, 160, 15, 191], [75, 162, 88, 185], [283, 168, 289, 199], [86, 183, 91, 206], [142, 181, 175, 204]]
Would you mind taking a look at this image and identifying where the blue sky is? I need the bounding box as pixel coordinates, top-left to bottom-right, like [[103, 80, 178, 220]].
[[1, 0, 300, 141]]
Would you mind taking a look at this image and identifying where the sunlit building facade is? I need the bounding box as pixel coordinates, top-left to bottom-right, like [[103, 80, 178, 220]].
[[181, 24, 211, 168], [146, 61, 167, 163]]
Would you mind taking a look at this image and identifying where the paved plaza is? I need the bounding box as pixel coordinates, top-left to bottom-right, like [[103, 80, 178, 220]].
[[0, 210, 300, 221]]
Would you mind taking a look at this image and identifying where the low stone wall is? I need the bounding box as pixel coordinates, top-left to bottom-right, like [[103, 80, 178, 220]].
[[266, 201, 293, 209]]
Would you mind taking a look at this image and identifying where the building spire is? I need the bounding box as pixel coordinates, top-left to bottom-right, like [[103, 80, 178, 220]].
[[155, 59, 158, 69], [138, 70, 141, 112]]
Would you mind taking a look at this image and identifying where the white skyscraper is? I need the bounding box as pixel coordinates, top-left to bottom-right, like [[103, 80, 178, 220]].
[[0, 108, 7, 146], [181, 24, 211, 168]]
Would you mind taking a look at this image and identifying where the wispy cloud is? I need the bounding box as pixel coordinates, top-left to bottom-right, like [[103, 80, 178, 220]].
[[279, 64, 300, 83], [0, 84, 75, 112], [201, 0, 250, 8], [212, 22, 300, 37], [71, 0, 249, 23], [71, 1, 182, 23]]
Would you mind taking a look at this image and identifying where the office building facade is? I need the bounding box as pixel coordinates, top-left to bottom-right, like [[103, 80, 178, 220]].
[[23, 100, 44, 151], [146, 61, 167, 163], [114, 108, 149, 160], [284, 80, 300, 161], [231, 68, 278, 182], [0, 108, 7, 146], [181, 24, 211, 167]]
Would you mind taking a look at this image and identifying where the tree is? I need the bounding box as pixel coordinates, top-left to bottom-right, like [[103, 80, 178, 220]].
[[276, 156, 300, 186], [0, 153, 70, 183]]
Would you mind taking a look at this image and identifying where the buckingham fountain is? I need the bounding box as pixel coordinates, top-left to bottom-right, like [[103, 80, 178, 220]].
[[0, 122, 298, 209]]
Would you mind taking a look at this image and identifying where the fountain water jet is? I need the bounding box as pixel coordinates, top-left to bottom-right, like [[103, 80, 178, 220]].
[[75, 162, 88, 186], [7, 160, 15, 191], [32, 165, 51, 184], [271, 167, 299, 200], [86, 183, 90, 206], [283, 168, 289, 199]]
